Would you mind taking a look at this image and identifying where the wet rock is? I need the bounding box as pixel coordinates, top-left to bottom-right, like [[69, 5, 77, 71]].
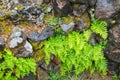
[[95, 0, 116, 19], [9, 27, 26, 48], [107, 61, 119, 75], [61, 22, 75, 32], [69, 0, 96, 7], [37, 69, 49, 80], [105, 23, 120, 63], [73, 4, 88, 17], [74, 20, 87, 32], [20, 72, 36, 80], [105, 45, 120, 63], [74, 13, 90, 32], [88, 0, 96, 7], [0, 39, 5, 50], [15, 47, 33, 57], [109, 24, 120, 47], [26, 6, 42, 15], [53, 0, 73, 16], [28, 26, 54, 42], [10, 6, 43, 24], [114, 0, 120, 11], [36, 13, 45, 26]]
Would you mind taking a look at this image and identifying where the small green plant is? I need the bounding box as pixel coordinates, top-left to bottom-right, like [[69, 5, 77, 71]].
[[0, 49, 36, 80], [43, 30, 107, 76], [113, 74, 120, 80], [43, 12, 61, 26], [90, 9, 108, 39]]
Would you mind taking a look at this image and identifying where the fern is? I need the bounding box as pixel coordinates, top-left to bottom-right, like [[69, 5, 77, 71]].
[[43, 31, 107, 76], [91, 20, 108, 39], [0, 49, 36, 80], [90, 9, 108, 39]]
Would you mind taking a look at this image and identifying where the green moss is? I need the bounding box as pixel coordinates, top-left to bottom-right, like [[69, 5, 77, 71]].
[[29, 41, 45, 62], [0, 20, 14, 35], [62, 16, 73, 24], [16, 5, 24, 10]]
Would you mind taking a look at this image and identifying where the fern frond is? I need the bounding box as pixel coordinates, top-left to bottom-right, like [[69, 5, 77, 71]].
[[91, 19, 108, 39]]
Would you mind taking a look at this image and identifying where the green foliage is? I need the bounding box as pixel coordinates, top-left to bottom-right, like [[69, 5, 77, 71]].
[[90, 9, 108, 39], [113, 74, 120, 80], [91, 20, 108, 39], [43, 30, 107, 76], [43, 12, 61, 26], [0, 49, 36, 80], [49, 70, 80, 80]]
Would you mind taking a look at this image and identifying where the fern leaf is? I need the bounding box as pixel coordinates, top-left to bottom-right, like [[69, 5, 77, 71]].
[[91, 20, 108, 39]]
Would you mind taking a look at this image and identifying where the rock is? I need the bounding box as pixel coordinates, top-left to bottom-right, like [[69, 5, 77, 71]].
[[26, 6, 42, 15], [88, 0, 96, 7], [36, 13, 45, 26], [107, 61, 119, 75], [95, 0, 116, 19], [37, 68, 49, 80], [0, 39, 5, 50], [69, 0, 96, 7], [16, 48, 33, 57], [74, 13, 90, 32], [28, 26, 54, 42], [9, 27, 26, 48], [20, 72, 36, 80], [111, 0, 120, 11], [105, 44, 120, 63], [53, 0, 73, 16], [9, 38, 23, 48], [27, 31, 40, 42], [73, 4, 88, 17], [109, 24, 120, 47], [24, 41, 33, 53], [61, 22, 75, 32], [105, 23, 120, 63]]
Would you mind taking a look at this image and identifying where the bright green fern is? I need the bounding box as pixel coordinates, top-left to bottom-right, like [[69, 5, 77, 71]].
[[0, 49, 36, 80], [90, 9, 108, 39], [43, 30, 107, 76]]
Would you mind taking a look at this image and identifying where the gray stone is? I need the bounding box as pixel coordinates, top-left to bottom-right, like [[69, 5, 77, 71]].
[[9, 27, 25, 48], [61, 22, 75, 32], [27, 31, 40, 42], [10, 31, 22, 38], [28, 26, 54, 42], [95, 0, 116, 19], [9, 38, 23, 48], [24, 41, 33, 53], [105, 45, 120, 63], [73, 4, 88, 17], [109, 24, 120, 47], [53, 0, 73, 16], [36, 13, 45, 26]]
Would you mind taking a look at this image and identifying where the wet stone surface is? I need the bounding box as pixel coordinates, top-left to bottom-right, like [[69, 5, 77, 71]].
[[28, 26, 54, 43], [95, 0, 120, 19]]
